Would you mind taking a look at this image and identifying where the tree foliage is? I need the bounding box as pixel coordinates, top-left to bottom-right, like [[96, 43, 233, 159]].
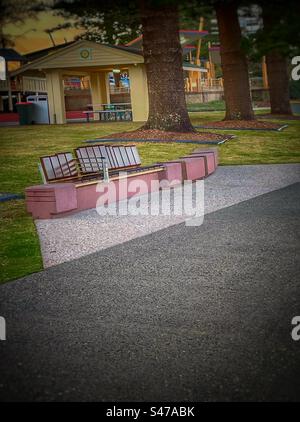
[[241, 0, 300, 60], [53, 0, 141, 44], [0, 0, 43, 47], [53, 0, 219, 46]]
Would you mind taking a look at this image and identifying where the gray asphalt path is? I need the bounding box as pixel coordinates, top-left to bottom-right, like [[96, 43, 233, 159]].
[[0, 183, 300, 401]]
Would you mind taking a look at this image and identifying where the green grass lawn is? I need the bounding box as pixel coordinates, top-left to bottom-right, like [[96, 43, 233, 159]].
[[0, 111, 299, 284], [187, 100, 225, 112]]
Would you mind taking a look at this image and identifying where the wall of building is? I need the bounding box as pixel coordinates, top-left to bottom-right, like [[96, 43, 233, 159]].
[[64, 90, 92, 111]]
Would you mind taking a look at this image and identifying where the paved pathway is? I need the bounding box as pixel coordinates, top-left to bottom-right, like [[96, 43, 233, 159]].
[[36, 164, 300, 267], [0, 182, 299, 401]]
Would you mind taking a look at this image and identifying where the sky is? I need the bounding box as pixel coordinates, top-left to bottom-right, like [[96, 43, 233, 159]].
[[4, 11, 83, 54]]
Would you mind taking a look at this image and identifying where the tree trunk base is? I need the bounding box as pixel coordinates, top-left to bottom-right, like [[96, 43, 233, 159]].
[[141, 121, 196, 133], [222, 115, 257, 121], [98, 128, 228, 142]]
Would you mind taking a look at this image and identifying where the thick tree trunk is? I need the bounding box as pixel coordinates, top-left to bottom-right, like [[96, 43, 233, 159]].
[[215, 1, 255, 120], [262, 6, 292, 115], [139, 1, 194, 132], [265, 53, 292, 115]]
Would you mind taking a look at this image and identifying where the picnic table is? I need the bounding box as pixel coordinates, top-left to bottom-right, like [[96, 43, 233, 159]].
[[84, 103, 132, 122]]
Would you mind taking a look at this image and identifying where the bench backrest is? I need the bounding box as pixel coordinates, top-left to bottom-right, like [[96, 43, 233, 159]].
[[109, 145, 141, 169], [40, 145, 142, 183], [40, 152, 79, 182], [75, 144, 141, 173], [75, 144, 106, 174]]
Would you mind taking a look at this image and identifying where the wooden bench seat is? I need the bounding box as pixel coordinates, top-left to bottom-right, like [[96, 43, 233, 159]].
[[40, 145, 162, 184], [75, 144, 162, 176]]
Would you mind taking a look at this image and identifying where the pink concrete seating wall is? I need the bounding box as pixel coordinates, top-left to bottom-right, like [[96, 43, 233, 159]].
[[163, 157, 206, 181], [191, 148, 219, 166], [77, 170, 163, 210], [26, 151, 218, 220], [182, 152, 217, 176]]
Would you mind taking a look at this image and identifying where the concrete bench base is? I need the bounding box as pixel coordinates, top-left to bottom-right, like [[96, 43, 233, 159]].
[[163, 157, 206, 181], [26, 184, 77, 219], [26, 152, 218, 219], [191, 148, 219, 166], [26, 165, 180, 219], [182, 151, 216, 176]]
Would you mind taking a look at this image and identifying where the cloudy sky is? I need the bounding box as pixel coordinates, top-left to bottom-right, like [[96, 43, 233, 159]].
[[4, 11, 83, 53]]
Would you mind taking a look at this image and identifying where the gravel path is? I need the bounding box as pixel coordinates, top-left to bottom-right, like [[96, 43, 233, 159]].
[[36, 164, 300, 268]]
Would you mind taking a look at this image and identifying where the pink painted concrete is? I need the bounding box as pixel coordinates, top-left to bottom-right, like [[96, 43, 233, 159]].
[[181, 157, 206, 180], [76, 171, 162, 210], [164, 158, 206, 181], [26, 169, 170, 219], [26, 183, 77, 219], [191, 148, 219, 166], [158, 162, 183, 188], [182, 152, 216, 176], [25, 155, 213, 220]]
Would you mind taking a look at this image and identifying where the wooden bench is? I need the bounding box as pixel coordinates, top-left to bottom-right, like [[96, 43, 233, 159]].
[[40, 152, 80, 183], [40, 145, 162, 184], [75, 144, 162, 176], [39, 152, 102, 184]]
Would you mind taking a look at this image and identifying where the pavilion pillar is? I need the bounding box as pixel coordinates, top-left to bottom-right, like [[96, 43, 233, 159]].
[[89, 72, 109, 120], [103, 72, 110, 104], [45, 71, 66, 124], [6, 61, 13, 112], [128, 64, 148, 122], [262, 56, 268, 89]]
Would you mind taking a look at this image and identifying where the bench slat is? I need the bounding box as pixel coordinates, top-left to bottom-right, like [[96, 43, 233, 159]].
[[40, 152, 79, 182], [75, 144, 142, 174]]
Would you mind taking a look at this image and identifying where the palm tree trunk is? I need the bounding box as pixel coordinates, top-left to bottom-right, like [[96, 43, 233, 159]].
[[215, 1, 255, 120], [139, 0, 194, 132]]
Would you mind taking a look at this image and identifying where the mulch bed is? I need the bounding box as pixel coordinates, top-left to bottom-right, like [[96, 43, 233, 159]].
[[257, 114, 300, 121], [194, 120, 288, 131], [95, 129, 234, 145]]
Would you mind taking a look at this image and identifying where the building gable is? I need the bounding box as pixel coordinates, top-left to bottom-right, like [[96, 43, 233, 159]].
[[13, 41, 144, 74]]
